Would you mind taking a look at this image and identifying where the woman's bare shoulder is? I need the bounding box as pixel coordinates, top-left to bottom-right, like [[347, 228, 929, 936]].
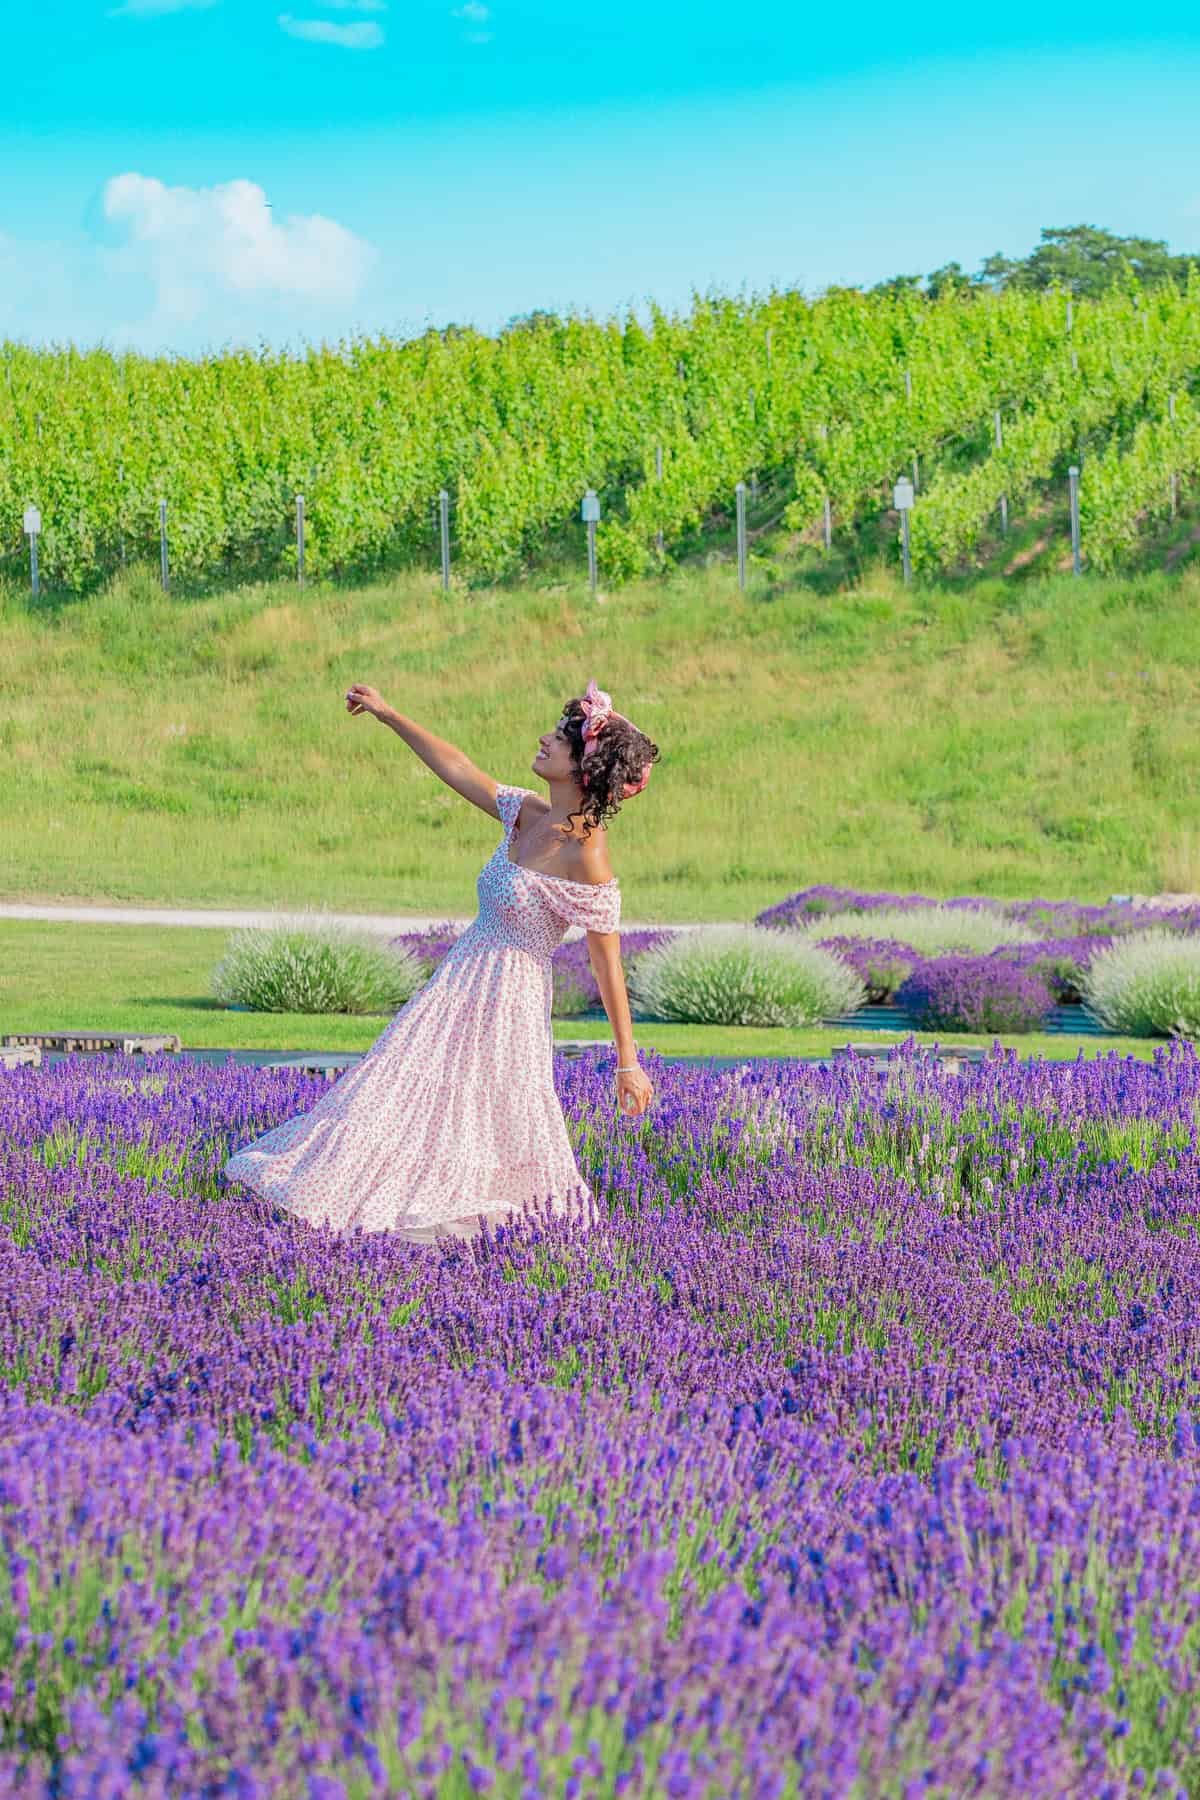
[[573, 824, 614, 884]]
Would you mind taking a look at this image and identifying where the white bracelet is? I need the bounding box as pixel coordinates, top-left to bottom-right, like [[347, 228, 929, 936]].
[[616, 1063, 638, 1072]]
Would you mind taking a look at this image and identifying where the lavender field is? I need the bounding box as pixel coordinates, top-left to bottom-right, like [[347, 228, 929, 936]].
[[5, 1042, 1200, 1797]]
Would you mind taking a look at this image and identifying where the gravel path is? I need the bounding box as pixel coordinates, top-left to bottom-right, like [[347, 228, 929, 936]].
[[0, 902, 705, 939]]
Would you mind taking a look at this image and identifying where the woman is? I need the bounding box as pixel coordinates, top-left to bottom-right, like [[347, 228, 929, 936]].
[[221, 678, 659, 1243]]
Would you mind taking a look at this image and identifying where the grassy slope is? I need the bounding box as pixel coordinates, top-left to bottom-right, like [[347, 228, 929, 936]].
[[2, 537, 1200, 925]]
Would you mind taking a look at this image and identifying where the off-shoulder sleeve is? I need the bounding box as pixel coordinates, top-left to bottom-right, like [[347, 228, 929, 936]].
[[494, 783, 530, 836], [531, 875, 622, 935]]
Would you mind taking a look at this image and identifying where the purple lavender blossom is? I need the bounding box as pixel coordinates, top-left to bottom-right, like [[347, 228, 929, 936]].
[[896, 952, 1056, 1033], [5, 1040, 1200, 1789], [758, 884, 1200, 944], [388, 921, 467, 969]]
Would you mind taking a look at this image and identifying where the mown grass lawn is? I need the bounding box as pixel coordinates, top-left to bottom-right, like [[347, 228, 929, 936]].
[[0, 918, 1184, 1064]]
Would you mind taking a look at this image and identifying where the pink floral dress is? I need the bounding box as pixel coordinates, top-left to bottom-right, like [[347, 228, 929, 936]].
[[221, 784, 621, 1242]]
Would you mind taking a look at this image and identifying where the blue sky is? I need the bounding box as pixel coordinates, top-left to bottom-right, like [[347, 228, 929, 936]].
[[4, 1, 1200, 355]]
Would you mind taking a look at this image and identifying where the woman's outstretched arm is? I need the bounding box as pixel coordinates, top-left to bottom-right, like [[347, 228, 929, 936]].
[[346, 684, 503, 820]]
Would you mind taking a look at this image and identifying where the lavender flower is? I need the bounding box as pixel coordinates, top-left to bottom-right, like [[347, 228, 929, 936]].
[[896, 953, 1056, 1033], [4, 1040, 1200, 1790]]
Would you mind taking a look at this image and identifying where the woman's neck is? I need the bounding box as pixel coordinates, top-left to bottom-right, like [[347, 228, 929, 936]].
[[541, 778, 591, 833]]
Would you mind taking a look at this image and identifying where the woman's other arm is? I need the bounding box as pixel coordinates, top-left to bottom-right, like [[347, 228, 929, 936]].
[[586, 931, 654, 1116]]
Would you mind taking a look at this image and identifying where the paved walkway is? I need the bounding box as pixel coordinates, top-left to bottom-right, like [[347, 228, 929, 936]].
[[0, 902, 705, 938]]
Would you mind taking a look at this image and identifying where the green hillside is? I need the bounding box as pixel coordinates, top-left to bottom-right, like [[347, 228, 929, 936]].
[[2, 547, 1198, 923]]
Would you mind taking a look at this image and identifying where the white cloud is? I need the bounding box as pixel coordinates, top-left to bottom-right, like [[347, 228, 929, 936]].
[[277, 13, 385, 46], [100, 173, 375, 325], [107, 0, 217, 16], [451, 3, 491, 40]]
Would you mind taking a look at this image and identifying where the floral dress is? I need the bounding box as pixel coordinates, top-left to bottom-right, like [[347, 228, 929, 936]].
[[221, 784, 621, 1241]]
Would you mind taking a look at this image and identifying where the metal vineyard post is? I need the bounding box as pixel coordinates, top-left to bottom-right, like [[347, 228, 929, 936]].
[[1069, 466, 1081, 575]]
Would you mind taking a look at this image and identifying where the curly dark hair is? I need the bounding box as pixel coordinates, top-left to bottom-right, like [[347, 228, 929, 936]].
[[558, 695, 660, 841]]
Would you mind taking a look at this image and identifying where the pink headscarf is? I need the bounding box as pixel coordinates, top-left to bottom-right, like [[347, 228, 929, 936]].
[[578, 678, 653, 798]]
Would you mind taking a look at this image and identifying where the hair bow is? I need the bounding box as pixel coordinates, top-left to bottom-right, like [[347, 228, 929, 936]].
[[579, 677, 653, 799]]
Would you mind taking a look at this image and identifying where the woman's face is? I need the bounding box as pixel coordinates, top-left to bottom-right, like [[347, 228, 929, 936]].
[[531, 716, 579, 785]]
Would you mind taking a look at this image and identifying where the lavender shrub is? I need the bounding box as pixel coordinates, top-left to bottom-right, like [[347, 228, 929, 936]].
[[388, 921, 467, 970], [759, 885, 1200, 944], [987, 936, 1115, 1005], [896, 953, 1056, 1034], [811, 935, 922, 1003], [755, 883, 1007, 931]]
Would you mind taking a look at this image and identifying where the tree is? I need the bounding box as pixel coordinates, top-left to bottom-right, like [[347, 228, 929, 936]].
[[503, 308, 562, 335], [924, 261, 971, 300], [975, 225, 1198, 296], [975, 250, 1023, 291], [869, 271, 924, 297]]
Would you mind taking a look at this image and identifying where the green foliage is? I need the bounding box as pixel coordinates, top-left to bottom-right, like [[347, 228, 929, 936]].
[[909, 273, 1200, 573], [1080, 929, 1200, 1037], [6, 278, 1187, 595], [979, 224, 1200, 297], [209, 918, 426, 1015], [1081, 391, 1200, 570], [627, 924, 866, 1027], [794, 285, 1071, 538]]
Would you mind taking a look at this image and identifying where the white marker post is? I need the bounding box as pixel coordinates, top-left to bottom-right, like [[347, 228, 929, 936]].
[[439, 489, 451, 590], [581, 489, 600, 598], [23, 505, 41, 597], [893, 476, 914, 584]]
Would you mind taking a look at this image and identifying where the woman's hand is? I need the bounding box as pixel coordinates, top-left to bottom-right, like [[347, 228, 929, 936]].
[[345, 683, 386, 719], [616, 1064, 654, 1118]]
